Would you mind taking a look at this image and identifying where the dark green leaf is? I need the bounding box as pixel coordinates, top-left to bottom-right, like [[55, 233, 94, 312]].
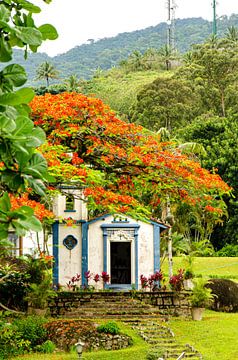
[[25, 177, 46, 197], [25, 153, 47, 178], [25, 127, 46, 147], [1, 171, 24, 191], [38, 24, 58, 40], [15, 26, 42, 46], [17, 0, 41, 13], [0, 192, 11, 212], [0, 4, 10, 22], [2, 64, 27, 87], [20, 216, 42, 232], [12, 115, 34, 136], [0, 225, 8, 240], [0, 88, 35, 105], [0, 115, 16, 132], [0, 38, 12, 62]]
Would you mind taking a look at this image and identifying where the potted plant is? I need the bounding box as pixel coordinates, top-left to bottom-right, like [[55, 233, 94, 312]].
[[25, 270, 56, 315], [183, 255, 195, 290], [189, 278, 214, 320]]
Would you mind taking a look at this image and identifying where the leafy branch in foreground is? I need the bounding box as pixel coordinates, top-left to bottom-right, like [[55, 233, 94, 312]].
[[0, 1, 58, 243]]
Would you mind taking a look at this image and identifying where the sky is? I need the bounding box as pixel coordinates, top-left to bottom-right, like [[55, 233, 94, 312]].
[[33, 0, 237, 56]]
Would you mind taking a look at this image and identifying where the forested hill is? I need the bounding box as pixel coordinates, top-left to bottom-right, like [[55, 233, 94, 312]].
[[9, 14, 238, 82]]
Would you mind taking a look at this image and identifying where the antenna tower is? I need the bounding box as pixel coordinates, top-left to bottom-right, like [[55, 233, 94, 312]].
[[212, 0, 217, 35], [166, 0, 176, 50]]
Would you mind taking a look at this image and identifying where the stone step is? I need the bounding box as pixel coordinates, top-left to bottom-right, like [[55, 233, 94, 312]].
[[58, 313, 163, 319]]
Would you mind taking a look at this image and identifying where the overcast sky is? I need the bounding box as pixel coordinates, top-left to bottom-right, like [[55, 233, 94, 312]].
[[33, 0, 237, 56]]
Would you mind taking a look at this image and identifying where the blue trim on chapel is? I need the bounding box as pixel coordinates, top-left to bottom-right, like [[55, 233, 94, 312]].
[[153, 224, 161, 272], [101, 222, 140, 290], [81, 222, 89, 287], [52, 222, 59, 286]]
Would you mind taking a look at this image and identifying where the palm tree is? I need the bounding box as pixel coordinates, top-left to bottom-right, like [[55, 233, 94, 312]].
[[36, 61, 59, 87], [225, 26, 238, 45], [158, 45, 174, 71], [64, 74, 80, 92]]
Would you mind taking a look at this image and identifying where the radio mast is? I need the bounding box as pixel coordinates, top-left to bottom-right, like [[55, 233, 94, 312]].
[[166, 0, 177, 50], [212, 0, 217, 35]]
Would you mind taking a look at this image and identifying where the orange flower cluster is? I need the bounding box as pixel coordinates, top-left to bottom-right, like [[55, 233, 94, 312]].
[[9, 193, 55, 222]]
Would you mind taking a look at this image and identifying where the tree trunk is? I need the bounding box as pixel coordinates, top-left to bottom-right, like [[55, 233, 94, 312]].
[[221, 90, 226, 117], [166, 196, 173, 277]]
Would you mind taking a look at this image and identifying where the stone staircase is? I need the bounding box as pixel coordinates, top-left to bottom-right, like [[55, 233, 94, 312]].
[[128, 319, 203, 359], [54, 292, 163, 319], [50, 292, 203, 359]]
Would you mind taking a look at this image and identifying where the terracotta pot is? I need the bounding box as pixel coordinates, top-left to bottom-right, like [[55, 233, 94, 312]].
[[191, 307, 204, 321]]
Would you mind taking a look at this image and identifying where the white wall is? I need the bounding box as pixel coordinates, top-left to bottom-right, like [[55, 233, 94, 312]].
[[58, 224, 82, 286], [88, 215, 155, 289]]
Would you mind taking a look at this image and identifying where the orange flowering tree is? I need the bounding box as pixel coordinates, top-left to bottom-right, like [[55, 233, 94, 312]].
[[30, 92, 231, 231]]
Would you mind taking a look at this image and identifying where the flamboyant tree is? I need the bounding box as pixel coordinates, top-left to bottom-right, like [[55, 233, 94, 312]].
[[30, 92, 231, 226]]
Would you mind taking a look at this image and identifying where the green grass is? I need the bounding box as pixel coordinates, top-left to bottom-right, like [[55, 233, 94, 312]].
[[162, 257, 238, 280], [169, 310, 238, 360]]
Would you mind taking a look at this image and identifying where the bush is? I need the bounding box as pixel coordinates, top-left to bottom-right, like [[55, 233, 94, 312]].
[[216, 244, 238, 257], [207, 278, 238, 312], [0, 322, 31, 359], [45, 319, 96, 351], [97, 321, 120, 335], [0, 270, 29, 311], [35, 340, 56, 353], [13, 316, 48, 348]]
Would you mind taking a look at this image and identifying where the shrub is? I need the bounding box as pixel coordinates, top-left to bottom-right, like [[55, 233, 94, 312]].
[[0, 322, 31, 359], [13, 316, 48, 348], [97, 321, 120, 335], [207, 278, 238, 312], [189, 278, 214, 308], [35, 340, 56, 353], [45, 319, 96, 351], [0, 270, 29, 311], [216, 244, 238, 257], [169, 269, 185, 291]]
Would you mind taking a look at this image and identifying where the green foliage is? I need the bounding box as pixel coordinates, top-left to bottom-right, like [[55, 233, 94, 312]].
[[24, 270, 56, 309], [132, 77, 202, 131], [97, 321, 120, 335], [5, 16, 238, 83], [216, 244, 238, 257], [0, 0, 57, 241], [189, 278, 214, 308], [84, 69, 159, 118], [178, 114, 238, 247], [13, 315, 48, 348], [35, 340, 56, 353], [35, 61, 59, 87], [0, 321, 31, 359], [34, 84, 67, 95], [0, 269, 29, 311]]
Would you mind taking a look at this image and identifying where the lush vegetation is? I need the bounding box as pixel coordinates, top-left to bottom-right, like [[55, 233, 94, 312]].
[[2, 15, 238, 83]]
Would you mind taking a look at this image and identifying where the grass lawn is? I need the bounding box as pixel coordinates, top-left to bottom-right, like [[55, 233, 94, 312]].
[[162, 257, 238, 280], [169, 310, 238, 360]]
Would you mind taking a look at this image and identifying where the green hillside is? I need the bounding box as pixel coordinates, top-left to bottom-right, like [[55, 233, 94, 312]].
[[5, 15, 238, 84]]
